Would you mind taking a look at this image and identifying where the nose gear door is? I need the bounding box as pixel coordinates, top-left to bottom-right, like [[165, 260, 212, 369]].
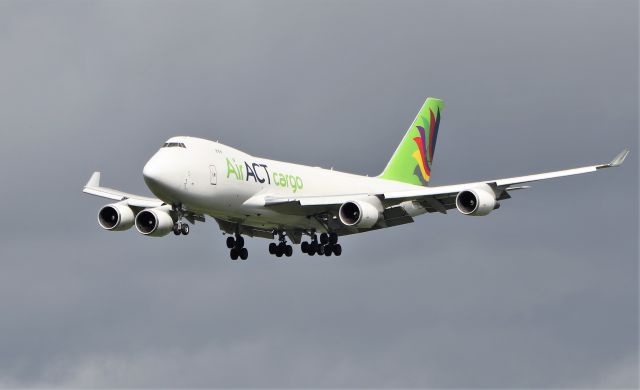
[[209, 164, 217, 185]]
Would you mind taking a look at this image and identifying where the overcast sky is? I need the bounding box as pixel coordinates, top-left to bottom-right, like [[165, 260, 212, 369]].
[[0, 0, 637, 387]]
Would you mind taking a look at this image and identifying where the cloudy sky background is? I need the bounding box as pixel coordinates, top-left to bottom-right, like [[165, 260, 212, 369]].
[[0, 0, 637, 387]]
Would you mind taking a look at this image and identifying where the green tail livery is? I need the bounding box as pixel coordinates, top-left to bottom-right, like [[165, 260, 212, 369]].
[[379, 97, 444, 186]]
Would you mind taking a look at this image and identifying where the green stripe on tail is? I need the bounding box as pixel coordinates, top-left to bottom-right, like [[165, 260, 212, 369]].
[[379, 97, 444, 186]]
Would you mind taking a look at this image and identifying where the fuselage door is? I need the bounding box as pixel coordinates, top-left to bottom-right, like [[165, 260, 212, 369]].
[[209, 164, 217, 185]]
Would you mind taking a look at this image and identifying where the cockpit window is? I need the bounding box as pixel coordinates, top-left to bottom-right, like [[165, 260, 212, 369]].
[[162, 142, 186, 148]]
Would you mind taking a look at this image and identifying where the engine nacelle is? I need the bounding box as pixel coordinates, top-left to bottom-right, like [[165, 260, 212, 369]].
[[455, 184, 500, 216], [338, 199, 381, 228], [98, 202, 135, 231], [135, 207, 175, 237]]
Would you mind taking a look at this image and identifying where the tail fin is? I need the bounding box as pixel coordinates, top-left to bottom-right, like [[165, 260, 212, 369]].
[[379, 97, 444, 186]]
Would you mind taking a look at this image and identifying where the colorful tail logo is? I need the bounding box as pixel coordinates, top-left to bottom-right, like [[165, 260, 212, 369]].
[[411, 108, 440, 185]]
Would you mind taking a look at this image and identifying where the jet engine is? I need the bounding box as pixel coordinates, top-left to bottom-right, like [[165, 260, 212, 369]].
[[455, 184, 500, 216], [98, 202, 135, 231], [338, 199, 381, 228], [135, 207, 175, 237]]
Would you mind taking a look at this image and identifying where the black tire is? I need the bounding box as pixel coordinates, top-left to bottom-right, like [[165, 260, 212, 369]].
[[320, 233, 329, 245], [181, 224, 190, 235], [317, 244, 324, 255], [333, 244, 342, 256], [275, 242, 285, 257], [235, 236, 245, 248], [285, 245, 293, 257], [239, 247, 248, 260], [301, 241, 309, 253], [230, 248, 239, 260], [269, 242, 277, 255], [329, 233, 338, 245], [324, 245, 332, 256], [173, 224, 181, 235], [226, 236, 235, 249]]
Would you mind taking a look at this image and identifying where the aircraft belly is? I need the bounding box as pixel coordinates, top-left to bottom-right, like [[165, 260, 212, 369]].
[[208, 207, 321, 231]]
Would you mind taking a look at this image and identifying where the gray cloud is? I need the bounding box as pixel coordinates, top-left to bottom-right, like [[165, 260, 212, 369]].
[[0, 0, 637, 387]]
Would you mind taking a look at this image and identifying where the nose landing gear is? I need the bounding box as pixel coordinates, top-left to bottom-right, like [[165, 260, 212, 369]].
[[171, 204, 191, 236], [172, 221, 190, 236]]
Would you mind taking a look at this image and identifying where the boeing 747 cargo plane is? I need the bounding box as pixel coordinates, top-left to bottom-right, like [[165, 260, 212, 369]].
[[83, 98, 629, 260]]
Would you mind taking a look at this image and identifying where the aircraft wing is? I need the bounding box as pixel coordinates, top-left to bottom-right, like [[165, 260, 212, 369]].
[[383, 148, 629, 207], [258, 149, 630, 217], [82, 172, 164, 209]]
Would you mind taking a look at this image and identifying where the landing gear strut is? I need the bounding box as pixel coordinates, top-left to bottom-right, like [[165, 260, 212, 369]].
[[269, 232, 292, 258], [227, 233, 248, 260], [301, 232, 341, 257]]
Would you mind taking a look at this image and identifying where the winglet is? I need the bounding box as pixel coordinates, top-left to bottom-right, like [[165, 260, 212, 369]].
[[607, 149, 630, 167], [86, 171, 101, 188]]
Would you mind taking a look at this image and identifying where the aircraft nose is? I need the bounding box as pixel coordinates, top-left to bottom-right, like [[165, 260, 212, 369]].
[[142, 149, 187, 202], [143, 154, 168, 189]]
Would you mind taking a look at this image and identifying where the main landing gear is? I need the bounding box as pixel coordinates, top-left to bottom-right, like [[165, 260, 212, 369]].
[[226, 233, 248, 260], [227, 231, 342, 259], [301, 233, 342, 257], [268, 233, 293, 258]]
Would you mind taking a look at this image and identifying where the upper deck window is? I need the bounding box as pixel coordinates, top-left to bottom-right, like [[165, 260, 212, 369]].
[[162, 142, 186, 148]]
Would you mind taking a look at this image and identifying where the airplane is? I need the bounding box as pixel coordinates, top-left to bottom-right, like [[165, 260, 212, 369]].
[[83, 97, 629, 260]]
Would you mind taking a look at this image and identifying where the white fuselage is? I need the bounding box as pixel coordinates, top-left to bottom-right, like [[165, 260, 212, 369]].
[[142, 136, 423, 232]]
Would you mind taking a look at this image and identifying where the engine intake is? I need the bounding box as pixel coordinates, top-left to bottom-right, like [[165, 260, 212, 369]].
[[98, 202, 135, 231], [338, 200, 381, 228], [135, 207, 175, 237], [455, 185, 499, 216]]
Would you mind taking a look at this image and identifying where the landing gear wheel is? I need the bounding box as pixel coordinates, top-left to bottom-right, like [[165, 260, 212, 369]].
[[239, 247, 248, 260], [333, 244, 342, 256], [308, 243, 316, 256], [324, 245, 332, 257], [269, 242, 277, 255], [274, 242, 286, 258], [301, 241, 309, 253], [235, 235, 245, 248], [285, 245, 293, 257], [317, 244, 325, 256], [181, 223, 190, 235], [230, 248, 239, 260], [329, 233, 338, 245], [173, 224, 181, 236], [320, 233, 329, 245], [226, 236, 235, 249]]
